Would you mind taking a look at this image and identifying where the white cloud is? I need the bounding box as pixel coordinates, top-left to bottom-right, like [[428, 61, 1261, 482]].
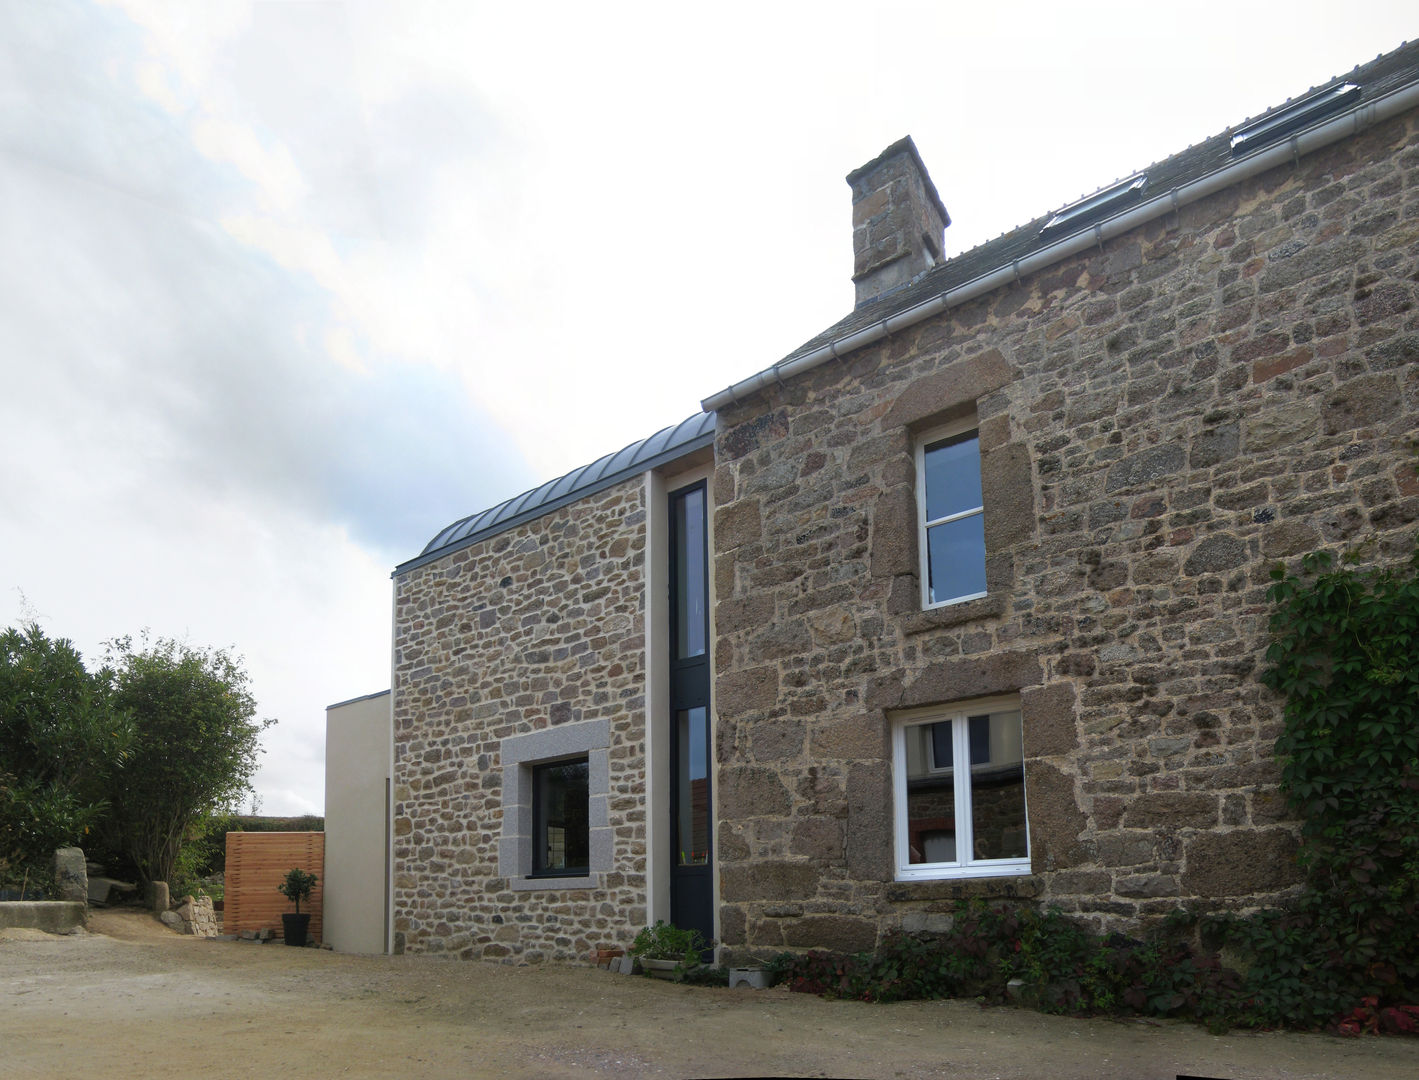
[[4, 0, 1417, 815]]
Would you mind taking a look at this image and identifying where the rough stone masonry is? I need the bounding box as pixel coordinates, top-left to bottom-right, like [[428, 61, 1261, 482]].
[[709, 105, 1419, 960]]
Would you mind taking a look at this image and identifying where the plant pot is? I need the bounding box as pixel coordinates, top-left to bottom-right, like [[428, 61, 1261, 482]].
[[728, 967, 768, 990], [281, 912, 311, 947], [638, 957, 680, 979], [591, 947, 625, 969]]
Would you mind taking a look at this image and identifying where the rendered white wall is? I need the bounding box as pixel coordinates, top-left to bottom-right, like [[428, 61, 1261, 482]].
[[324, 690, 391, 954]]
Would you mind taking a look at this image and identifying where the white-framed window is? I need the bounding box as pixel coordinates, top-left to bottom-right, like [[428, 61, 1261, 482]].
[[917, 417, 987, 609], [892, 696, 1030, 881]]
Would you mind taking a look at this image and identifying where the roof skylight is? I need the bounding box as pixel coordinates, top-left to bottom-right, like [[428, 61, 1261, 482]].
[[1230, 82, 1361, 155], [1039, 173, 1149, 240]]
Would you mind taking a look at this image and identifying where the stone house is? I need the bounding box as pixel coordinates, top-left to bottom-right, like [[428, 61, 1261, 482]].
[[388, 41, 1419, 963]]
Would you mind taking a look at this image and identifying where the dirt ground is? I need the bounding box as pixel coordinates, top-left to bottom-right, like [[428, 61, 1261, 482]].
[[1, 911, 1413, 1080]]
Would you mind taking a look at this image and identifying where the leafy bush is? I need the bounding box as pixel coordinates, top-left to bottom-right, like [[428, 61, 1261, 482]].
[[629, 921, 708, 964], [277, 867, 318, 914], [0, 624, 132, 877], [770, 902, 1241, 1026]]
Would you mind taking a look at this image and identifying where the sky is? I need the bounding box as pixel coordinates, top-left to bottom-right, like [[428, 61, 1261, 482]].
[[1, 1, 1414, 815]]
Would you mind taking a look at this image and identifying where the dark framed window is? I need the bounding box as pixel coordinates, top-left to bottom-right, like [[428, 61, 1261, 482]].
[[531, 757, 589, 876]]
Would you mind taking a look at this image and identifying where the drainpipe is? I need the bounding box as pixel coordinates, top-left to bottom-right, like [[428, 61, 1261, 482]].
[[701, 79, 1419, 415]]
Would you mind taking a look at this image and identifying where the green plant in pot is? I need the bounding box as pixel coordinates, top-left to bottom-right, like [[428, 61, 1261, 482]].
[[629, 921, 709, 979], [277, 867, 317, 947]]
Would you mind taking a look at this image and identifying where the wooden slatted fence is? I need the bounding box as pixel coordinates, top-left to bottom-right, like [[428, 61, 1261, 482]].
[[224, 831, 324, 942]]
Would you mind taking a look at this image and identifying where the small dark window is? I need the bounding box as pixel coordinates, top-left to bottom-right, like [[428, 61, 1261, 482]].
[[532, 758, 589, 876], [1039, 174, 1148, 240], [1230, 82, 1361, 155]]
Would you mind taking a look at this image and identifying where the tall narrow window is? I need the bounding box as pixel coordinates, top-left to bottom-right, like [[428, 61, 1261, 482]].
[[531, 758, 589, 876], [918, 420, 987, 608], [668, 479, 713, 946], [893, 698, 1029, 880]]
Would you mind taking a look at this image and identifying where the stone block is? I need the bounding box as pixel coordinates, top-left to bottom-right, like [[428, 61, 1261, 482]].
[[1021, 683, 1077, 757], [810, 714, 887, 760], [1183, 535, 1246, 576], [1181, 828, 1302, 897], [1121, 793, 1218, 829], [1323, 373, 1402, 434], [845, 760, 892, 880], [716, 666, 780, 716], [717, 766, 792, 819], [52, 847, 87, 904], [981, 442, 1035, 550], [715, 499, 763, 550], [1023, 762, 1086, 868], [881, 349, 1014, 430], [751, 719, 806, 762], [869, 486, 916, 578], [720, 861, 819, 903], [790, 817, 844, 862], [1104, 445, 1185, 493], [782, 916, 878, 953], [901, 652, 1043, 710]]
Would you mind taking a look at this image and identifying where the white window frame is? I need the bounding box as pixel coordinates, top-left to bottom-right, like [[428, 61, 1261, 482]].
[[891, 696, 1030, 882], [916, 416, 987, 610]]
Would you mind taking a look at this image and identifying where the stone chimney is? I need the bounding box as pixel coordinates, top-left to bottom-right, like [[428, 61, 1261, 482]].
[[847, 136, 949, 309]]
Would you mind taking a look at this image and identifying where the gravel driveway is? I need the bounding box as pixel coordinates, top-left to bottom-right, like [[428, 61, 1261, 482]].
[[1, 910, 1412, 1079]]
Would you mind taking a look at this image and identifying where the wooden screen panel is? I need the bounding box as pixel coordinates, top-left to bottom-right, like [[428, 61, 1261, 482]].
[[224, 831, 324, 942]]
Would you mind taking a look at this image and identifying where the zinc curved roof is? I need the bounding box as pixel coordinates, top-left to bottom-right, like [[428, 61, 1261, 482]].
[[395, 411, 716, 576]]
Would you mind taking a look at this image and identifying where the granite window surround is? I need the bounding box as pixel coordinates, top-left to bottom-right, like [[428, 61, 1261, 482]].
[[499, 718, 612, 890]]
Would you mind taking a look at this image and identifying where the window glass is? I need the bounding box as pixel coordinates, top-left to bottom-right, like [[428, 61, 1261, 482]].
[[897, 702, 1029, 879], [674, 486, 707, 659], [676, 707, 710, 866], [925, 514, 987, 605], [919, 426, 986, 608], [923, 433, 983, 522], [533, 758, 589, 875]]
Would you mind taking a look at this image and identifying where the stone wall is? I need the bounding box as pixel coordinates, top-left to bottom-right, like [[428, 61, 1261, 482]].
[[392, 478, 650, 961], [711, 108, 1419, 957]]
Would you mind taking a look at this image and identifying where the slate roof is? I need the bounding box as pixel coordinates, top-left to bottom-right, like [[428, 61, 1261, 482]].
[[750, 39, 1419, 378], [397, 411, 715, 575], [401, 40, 1418, 576]]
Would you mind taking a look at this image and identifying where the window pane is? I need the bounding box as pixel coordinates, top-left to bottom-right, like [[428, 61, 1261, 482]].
[[676, 707, 709, 865], [674, 487, 707, 659], [923, 433, 982, 522], [535, 759, 589, 874], [906, 725, 957, 865], [970, 711, 1028, 861], [926, 514, 987, 604]]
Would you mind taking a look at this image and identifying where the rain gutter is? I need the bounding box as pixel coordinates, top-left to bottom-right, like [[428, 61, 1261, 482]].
[[701, 80, 1419, 415]]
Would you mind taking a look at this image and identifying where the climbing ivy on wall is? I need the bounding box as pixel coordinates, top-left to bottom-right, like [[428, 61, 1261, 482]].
[[1207, 536, 1419, 1027]]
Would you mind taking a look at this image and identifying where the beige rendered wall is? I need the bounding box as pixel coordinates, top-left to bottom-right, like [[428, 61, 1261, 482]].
[[324, 690, 391, 954]]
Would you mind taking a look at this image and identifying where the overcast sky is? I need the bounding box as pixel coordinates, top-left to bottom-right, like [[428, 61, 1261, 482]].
[[2, 1, 1414, 816]]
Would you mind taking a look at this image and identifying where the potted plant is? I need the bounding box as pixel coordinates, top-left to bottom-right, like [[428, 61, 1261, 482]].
[[628, 921, 709, 979], [277, 867, 318, 947]]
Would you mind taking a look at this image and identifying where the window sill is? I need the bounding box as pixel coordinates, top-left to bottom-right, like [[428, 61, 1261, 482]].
[[900, 591, 1007, 635], [884, 875, 1040, 903], [509, 874, 599, 892]]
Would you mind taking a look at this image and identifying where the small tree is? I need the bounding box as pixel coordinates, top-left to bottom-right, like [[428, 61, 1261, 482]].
[[278, 867, 317, 914], [0, 624, 132, 877], [101, 636, 273, 885]]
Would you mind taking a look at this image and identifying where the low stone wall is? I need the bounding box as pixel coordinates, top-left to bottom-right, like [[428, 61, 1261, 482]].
[[160, 894, 219, 937], [0, 901, 87, 933]]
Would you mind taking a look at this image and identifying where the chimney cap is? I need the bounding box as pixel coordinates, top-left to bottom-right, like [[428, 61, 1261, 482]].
[[846, 135, 950, 229]]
